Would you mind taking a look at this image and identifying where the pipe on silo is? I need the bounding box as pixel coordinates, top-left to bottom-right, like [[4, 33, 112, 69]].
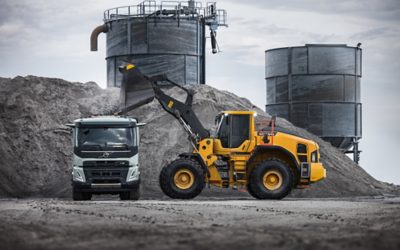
[[90, 24, 108, 51], [210, 30, 217, 54]]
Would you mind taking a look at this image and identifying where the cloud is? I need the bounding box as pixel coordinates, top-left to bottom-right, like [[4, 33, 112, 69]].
[[226, 0, 400, 21], [350, 27, 399, 40]]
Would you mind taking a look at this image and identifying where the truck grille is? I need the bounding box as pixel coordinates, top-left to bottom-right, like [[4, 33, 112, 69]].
[[91, 170, 121, 177], [83, 160, 130, 168], [83, 164, 129, 184], [92, 179, 121, 184]]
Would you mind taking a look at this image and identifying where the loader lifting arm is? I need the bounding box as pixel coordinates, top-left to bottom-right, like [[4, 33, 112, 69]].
[[119, 64, 210, 143]]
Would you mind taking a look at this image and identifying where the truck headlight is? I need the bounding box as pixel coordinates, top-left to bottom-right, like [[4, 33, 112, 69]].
[[127, 165, 140, 182], [72, 167, 86, 182], [311, 150, 318, 163]]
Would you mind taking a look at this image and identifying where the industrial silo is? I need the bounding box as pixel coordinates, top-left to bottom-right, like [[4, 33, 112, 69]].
[[265, 44, 362, 162], [90, 0, 227, 87]]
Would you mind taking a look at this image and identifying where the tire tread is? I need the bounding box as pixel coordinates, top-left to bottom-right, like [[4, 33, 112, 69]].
[[247, 158, 293, 200], [159, 158, 205, 199]]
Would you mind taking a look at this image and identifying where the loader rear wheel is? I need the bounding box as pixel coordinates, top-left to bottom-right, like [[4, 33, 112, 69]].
[[159, 158, 205, 199], [248, 159, 293, 200]]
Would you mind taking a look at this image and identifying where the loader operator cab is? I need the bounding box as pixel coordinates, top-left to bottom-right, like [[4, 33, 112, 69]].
[[214, 112, 252, 150]]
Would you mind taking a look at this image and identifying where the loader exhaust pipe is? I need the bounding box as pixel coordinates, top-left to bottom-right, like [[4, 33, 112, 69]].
[[90, 24, 108, 51]]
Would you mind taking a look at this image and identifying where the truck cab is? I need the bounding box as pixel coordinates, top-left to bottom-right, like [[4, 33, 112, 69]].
[[68, 116, 142, 201]]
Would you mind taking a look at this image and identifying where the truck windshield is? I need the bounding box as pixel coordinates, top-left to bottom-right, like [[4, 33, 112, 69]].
[[77, 127, 135, 151]]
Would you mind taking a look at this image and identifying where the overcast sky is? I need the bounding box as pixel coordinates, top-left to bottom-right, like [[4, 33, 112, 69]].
[[0, 0, 399, 184]]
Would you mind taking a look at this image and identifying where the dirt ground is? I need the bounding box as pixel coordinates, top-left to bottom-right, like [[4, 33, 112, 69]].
[[1, 197, 399, 250]]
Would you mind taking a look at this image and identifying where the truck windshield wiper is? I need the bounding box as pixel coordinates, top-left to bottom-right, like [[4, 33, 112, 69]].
[[82, 143, 104, 150], [107, 143, 130, 149]]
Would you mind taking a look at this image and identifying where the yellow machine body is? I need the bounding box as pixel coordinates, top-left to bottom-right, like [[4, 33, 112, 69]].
[[119, 65, 325, 198], [193, 111, 326, 189]]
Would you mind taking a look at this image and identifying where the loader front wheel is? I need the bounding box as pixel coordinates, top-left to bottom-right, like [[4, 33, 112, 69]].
[[159, 158, 205, 199], [248, 159, 293, 200]]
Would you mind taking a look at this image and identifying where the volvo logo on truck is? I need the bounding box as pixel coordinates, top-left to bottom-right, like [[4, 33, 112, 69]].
[[100, 152, 111, 158]]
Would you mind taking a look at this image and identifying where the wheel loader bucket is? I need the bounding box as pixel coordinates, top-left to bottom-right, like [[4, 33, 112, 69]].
[[119, 64, 155, 114]]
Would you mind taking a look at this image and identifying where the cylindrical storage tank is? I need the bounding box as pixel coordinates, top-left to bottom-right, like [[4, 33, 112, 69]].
[[265, 44, 362, 150], [103, 8, 205, 87]]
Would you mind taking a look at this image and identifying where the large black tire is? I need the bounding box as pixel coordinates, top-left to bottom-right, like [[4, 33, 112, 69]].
[[72, 188, 92, 201], [246, 182, 257, 198], [247, 159, 293, 200], [159, 158, 205, 199], [120, 188, 140, 201]]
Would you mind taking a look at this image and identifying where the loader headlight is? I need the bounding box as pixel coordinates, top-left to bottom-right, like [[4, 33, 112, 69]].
[[311, 150, 318, 163]]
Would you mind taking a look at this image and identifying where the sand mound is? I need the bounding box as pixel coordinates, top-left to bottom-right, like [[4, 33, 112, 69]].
[[0, 76, 119, 197], [0, 76, 398, 198]]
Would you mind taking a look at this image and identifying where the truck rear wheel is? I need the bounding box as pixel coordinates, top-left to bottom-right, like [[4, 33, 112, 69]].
[[159, 158, 205, 199], [72, 188, 92, 201], [248, 159, 293, 200], [120, 188, 140, 201]]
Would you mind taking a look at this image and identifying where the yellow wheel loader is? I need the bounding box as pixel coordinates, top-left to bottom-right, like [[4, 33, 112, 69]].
[[119, 64, 326, 199]]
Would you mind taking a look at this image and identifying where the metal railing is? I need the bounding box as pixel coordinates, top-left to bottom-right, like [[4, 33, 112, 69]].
[[103, 0, 227, 27]]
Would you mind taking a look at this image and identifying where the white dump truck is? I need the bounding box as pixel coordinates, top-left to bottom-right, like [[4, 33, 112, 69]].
[[68, 116, 143, 201]]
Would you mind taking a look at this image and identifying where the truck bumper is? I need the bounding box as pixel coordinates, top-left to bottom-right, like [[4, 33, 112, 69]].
[[72, 180, 140, 193]]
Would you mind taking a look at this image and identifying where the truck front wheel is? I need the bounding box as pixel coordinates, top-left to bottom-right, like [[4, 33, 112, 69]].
[[120, 188, 140, 200], [72, 188, 92, 201], [159, 158, 205, 199], [248, 159, 293, 200]]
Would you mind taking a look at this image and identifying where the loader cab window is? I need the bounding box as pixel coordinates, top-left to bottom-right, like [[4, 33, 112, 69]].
[[216, 114, 250, 148], [216, 115, 230, 148]]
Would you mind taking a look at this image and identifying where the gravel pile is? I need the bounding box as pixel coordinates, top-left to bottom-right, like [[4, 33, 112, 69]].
[[0, 76, 119, 197], [0, 76, 398, 198]]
